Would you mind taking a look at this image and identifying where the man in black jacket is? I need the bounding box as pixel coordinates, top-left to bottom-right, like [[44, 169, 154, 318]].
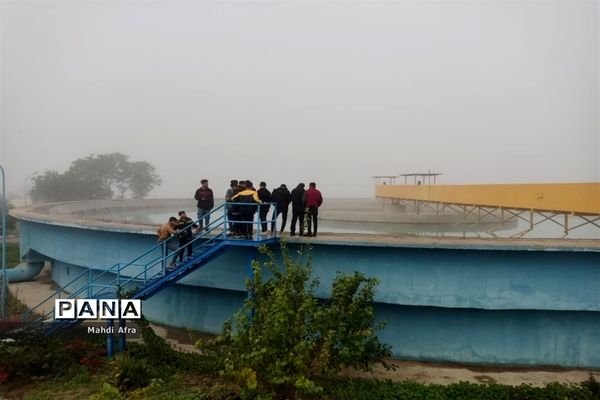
[[175, 211, 196, 262], [270, 184, 291, 234], [290, 183, 305, 236], [194, 179, 214, 231], [257, 182, 271, 234]]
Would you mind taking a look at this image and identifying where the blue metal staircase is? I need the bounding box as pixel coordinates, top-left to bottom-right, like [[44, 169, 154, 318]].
[[21, 202, 279, 336]]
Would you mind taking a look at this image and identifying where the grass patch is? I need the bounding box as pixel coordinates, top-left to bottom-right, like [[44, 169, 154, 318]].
[[1, 365, 212, 400], [12, 371, 211, 400], [8, 290, 29, 315], [19, 369, 107, 400], [5, 242, 20, 268], [10, 370, 600, 400], [2, 242, 29, 317]]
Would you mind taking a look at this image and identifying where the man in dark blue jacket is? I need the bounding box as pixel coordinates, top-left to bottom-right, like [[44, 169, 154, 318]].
[[270, 184, 291, 234], [257, 182, 271, 234], [290, 183, 305, 236]]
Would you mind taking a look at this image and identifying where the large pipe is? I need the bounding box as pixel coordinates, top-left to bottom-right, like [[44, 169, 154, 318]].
[[4, 261, 44, 283]]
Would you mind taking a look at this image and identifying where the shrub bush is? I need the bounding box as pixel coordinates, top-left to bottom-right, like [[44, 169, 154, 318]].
[[199, 242, 392, 399], [133, 317, 222, 374], [0, 333, 74, 382], [323, 378, 598, 400], [0, 331, 105, 384], [113, 352, 152, 392]]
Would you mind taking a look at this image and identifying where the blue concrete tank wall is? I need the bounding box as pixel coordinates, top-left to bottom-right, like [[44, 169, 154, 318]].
[[376, 304, 600, 366], [306, 245, 600, 311], [51, 261, 245, 335], [17, 217, 600, 367]]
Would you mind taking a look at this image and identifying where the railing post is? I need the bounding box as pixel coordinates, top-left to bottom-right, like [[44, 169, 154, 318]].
[[224, 203, 228, 234], [255, 204, 259, 241], [162, 241, 166, 275], [274, 203, 278, 238], [117, 263, 120, 288]]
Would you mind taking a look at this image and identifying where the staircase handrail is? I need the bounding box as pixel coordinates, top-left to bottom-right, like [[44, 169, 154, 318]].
[[22, 204, 226, 319], [91, 206, 230, 298], [115, 232, 228, 297], [22, 268, 94, 320], [91, 216, 226, 299], [24, 201, 277, 329]]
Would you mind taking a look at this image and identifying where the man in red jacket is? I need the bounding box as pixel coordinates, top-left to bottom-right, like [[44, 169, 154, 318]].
[[303, 182, 323, 237]]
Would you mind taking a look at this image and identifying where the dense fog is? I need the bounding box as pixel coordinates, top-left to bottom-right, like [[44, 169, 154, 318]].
[[1, 1, 598, 198]]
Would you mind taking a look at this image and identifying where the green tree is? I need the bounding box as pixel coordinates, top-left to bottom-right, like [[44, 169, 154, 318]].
[[124, 161, 161, 199], [199, 243, 392, 399], [30, 153, 161, 202]]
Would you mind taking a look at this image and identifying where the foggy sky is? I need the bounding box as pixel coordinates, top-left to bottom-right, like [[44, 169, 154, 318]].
[[1, 0, 598, 199]]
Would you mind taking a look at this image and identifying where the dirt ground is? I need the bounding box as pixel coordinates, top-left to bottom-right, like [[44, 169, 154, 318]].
[[345, 360, 600, 387], [142, 321, 600, 388]]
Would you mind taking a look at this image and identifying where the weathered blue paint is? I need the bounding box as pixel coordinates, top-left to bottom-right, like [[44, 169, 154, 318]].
[[375, 304, 600, 366], [306, 245, 600, 311], [16, 216, 600, 367]]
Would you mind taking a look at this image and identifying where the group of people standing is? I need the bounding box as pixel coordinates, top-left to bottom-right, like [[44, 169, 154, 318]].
[[157, 178, 323, 269], [222, 179, 324, 238], [193, 178, 324, 237], [156, 210, 196, 268], [288, 182, 324, 237]]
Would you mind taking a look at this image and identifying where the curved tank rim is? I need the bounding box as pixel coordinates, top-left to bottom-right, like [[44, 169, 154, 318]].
[[9, 199, 600, 252]]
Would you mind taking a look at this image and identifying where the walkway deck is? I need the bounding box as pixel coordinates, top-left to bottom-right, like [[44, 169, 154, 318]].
[[376, 183, 600, 215]]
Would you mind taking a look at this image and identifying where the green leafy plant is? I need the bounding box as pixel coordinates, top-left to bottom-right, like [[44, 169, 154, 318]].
[[128, 317, 221, 376], [324, 378, 597, 400], [582, 374, 600, 398], [113, 352, 152, 392], [199, 242, 392, 399], [6, 242, 20, 268], [88, 382, 124, 400]]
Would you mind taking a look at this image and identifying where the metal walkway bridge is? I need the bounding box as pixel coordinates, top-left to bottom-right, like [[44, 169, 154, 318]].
[[20, 202, 278, 354], [374, 176, 600, 237]]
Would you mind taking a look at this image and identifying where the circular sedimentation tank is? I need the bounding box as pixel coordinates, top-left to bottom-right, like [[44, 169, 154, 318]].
[[10, 199, 600, 367]]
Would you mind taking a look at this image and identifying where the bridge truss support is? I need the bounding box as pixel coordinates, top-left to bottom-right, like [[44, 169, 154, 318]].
[[378, 197, 600, 238]]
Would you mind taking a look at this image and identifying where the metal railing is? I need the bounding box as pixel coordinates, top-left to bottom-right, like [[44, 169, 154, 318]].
[[22, 201, 278, 328]]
